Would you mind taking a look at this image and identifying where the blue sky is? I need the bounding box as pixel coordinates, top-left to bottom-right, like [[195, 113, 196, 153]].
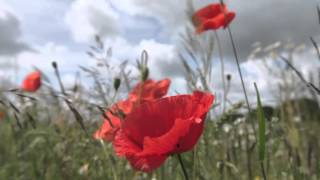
[[0, 0, 320, 106]]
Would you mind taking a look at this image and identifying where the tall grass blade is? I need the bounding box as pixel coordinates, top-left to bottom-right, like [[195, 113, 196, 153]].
[[254, 83, 267, 180]]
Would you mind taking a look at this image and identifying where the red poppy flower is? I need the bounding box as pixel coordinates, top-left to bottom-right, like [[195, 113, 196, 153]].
[[94, 79, 171, 142], [22, 71, 41, 92], [128, 79, 171, 103], [113, 91, 214, 172], [192, 3, 235, 33]]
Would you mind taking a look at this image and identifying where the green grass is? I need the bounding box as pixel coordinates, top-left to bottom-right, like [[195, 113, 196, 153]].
[[0, 97, 319, 180]]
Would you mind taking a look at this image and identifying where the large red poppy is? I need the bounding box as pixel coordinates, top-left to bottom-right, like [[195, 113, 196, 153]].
[[113, 91, 214, 172], [93, 79, 171, 142], [192, 3, 235, 33], [128, 79, 171, 103], [22, 71, 42, 92]]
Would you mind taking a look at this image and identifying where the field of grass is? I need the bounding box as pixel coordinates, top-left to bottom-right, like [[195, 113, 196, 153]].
[[0, 94, 319, 180]]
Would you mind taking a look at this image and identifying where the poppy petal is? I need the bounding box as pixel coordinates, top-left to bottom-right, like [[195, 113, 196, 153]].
[[203, 14, 224, 30], [121, 91, 214, 150], [113, 129, 142, 156], [153, 79, 171, 98], [93, 99, 133, 141], [126, 154, 167, 172], [173, 115, 205, 153], [128, 79, 171, 102], [192, 4, 223, 25], [93, 118, 121, 141], [138, 117, 201, 156], [223, 12, 236, 28], [94, 79, 170, 143], [22, 71, 41, 92], [113, 91, 214, 172], [114, 131, 167, 172], [193, 3, 236, 32]]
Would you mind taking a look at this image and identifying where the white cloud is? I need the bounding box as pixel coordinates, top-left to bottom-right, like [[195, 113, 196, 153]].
[[61, 73, 78, 89], [16, 42, 89, 75], [136, 40, 179, 77], [65, 0, 120, 43], [101, 38, 177, 73], [93, 37, 184, 93], [0, 1, 14, 18], [113, 0, 188, 31]]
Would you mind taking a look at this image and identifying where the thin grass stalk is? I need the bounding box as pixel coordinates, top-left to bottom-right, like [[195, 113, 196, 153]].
[[310, 37, 320, 62], [280, 56, 320, 94], [52, 62, 88, 136], [100, 140, 118, 180], [214, 31, 227, 113], [219, 0, 257, 142], [254, 82, 268, 180], [245, 128, 253, 180], [226, 26, 257, 134]]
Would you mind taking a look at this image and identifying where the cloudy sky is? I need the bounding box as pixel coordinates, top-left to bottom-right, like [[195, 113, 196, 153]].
[[0, 0, 320, 106]]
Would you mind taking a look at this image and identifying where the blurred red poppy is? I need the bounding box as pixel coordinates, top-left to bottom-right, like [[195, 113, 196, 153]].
[[0, 111, 5, 121], [113, 91, 214, 172], [128, 79, 171, 103], [22, 71, 41, 92], [93, 79, 171, 142], [192, 3, 235, 33]]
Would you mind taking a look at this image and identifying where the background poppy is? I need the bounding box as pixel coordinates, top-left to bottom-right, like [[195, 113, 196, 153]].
[[128, 79, 171, 103], [192, 3, 235, 33], [22, 71, 42, 92], [94, 79, 171, 142]]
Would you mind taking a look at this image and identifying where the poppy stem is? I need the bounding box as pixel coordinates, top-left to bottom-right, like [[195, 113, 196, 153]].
[[260, 161, 268, 180], [177, 154, 189, 180], [226, 26, 258, 138], [226, 27, 251, 115], [226, 26, 256, 180], [214, 31, 227, 113]]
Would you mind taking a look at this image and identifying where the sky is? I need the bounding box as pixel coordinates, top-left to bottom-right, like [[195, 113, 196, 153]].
[[0, 0, 320, 106]]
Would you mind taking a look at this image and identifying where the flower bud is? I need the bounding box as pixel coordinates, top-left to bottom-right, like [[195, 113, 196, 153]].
[[52, 61, 57, 69], [141, 67, 149, 82], [226, 74, 232, 81], [113, 78, 121, 91]]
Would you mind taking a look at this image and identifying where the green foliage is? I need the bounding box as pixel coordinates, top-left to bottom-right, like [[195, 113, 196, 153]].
[[254, 83, 266, 162], [1, 99, 319, 180]]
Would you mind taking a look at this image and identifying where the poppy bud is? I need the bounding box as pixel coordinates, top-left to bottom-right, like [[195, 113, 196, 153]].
[[141, 67, 149, 82], [113, 78, 121, 91], [52, 61, 58, 69], [226, 74, 232, 81]]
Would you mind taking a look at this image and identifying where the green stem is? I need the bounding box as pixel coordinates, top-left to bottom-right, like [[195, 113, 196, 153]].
[[260, 161, 267, 180], [177, 154, 189, 180], [214, 31, 227, 113], [226, 26, 258, 139]]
